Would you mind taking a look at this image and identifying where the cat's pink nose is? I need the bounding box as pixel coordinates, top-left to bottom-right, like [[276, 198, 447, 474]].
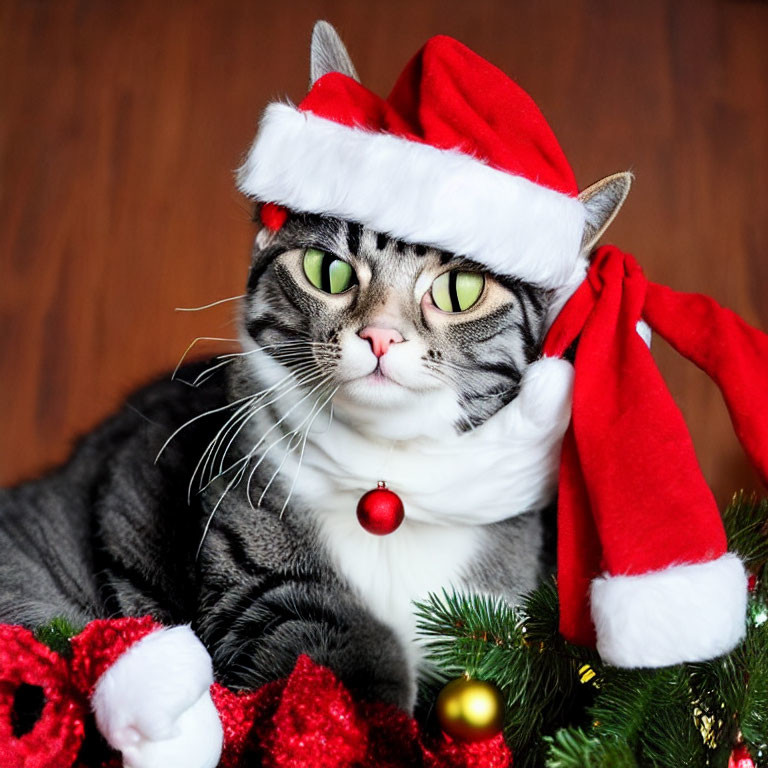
[[358, 326, 404, 358]]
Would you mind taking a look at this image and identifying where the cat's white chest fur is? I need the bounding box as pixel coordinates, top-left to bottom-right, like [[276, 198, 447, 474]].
[[304, 477, 484, 656]]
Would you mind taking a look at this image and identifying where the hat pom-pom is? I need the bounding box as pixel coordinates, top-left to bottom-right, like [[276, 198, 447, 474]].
[[515, 356, 574, 428]]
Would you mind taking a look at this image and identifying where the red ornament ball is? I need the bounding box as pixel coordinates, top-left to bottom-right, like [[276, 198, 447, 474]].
[[356, 482, 404, 535], [729, 745, 756, 768]]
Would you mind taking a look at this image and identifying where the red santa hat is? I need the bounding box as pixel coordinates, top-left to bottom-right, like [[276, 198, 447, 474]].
[[237, 34, 587, 296], [238, 30, 755, 667]]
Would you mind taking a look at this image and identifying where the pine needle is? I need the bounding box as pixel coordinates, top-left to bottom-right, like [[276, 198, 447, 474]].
[[33, 615, 82, 656]]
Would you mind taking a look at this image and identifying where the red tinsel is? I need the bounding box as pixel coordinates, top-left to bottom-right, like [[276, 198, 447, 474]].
[[0, 618, 511, 768], [0, 625, 86, 768]]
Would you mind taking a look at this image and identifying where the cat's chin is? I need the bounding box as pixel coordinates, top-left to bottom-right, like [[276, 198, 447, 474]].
[[332, 381, 461, 441], [338, 372, 426, 409]]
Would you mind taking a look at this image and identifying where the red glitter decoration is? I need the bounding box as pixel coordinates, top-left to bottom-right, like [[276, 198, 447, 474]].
[[260, 202, 288, 231], [357, 481, 405, 535], [210, 682, 266, 768], [0, 619, 511, 768], [426, 732, 511, 768], [0, 625, 87, 768], [264, 656, 368, 768], [729, 744, 756, 768]]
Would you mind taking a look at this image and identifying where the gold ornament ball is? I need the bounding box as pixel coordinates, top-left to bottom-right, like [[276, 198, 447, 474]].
[[436, 676, 505, 741]]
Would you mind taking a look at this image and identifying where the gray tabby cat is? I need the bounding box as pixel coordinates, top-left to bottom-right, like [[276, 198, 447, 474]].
[[0, 22, 630, 768]]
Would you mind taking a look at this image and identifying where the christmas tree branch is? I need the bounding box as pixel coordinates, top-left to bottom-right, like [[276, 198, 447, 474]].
[[724, 492, 768, 575], [544, 727, 637, 768], [416, 581, 594, 767]]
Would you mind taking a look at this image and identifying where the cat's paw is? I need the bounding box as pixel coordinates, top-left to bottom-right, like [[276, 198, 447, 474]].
[[91, 625, 223, 768]]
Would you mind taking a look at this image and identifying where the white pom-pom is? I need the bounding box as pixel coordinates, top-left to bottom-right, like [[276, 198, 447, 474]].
[[91, 626, 223, 768], [511, 356, 574, 428]]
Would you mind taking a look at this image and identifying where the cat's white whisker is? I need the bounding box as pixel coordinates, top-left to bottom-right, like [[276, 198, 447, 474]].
[[278, 384, 339, 518], [188, 396, 264, 504], [176, 338, 307, 389], [155, 389, 265, 464], [257, 396, 329, 506], [171, 336, 241, 381], [222, 370, 328, 468], [174, 294, 246, 312], [241, 375, 333, 473], [192, 364, 322, 497], [189, 357, 236, 387], [207, 363, 323, 482], [204, 374, 311, 480], [195, 470, 242, 561], [256, 382, 337, 510], [270, 354, 322, 366], [191, 397, 312, 557], [426, 358, 520, 403], [183, 348, 329, 488], [204, 372, 332, 499], [255, 437, 298, 510], [213, 341, 320, 362], [245, 376, 335, 509], [194, 366, 338, 559], [422, 363, 461, 390]]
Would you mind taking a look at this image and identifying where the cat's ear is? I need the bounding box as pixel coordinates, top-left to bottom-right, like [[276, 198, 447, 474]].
[[578, 171, 633, 253], [255, 227, 277, 249], [309, 20, 360, 87]]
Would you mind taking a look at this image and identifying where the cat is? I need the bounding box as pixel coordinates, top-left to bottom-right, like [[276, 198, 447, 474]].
[[0, 22, 629, 768]]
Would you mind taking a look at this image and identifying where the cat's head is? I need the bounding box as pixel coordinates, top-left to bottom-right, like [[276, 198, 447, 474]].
[[241, 212, 550, 439], [236, 23, 631, 441]]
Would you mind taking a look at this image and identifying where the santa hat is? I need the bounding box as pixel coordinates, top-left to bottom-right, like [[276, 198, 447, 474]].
[[237, 33, 587, 297], [71, 618, 223, 765], [237, 28, 755, 667]]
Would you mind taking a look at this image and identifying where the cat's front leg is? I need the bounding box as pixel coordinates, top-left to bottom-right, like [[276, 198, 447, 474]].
[[91, 625, 223, 768], [196, 569, 415, 712]]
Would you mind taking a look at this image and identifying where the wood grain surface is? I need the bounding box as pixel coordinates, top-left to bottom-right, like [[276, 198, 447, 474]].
[[2, 0, 767, 505]]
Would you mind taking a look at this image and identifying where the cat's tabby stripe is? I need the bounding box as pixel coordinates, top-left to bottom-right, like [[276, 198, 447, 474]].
[[246, 313, 299, 341], [346, 221, 362, 256]]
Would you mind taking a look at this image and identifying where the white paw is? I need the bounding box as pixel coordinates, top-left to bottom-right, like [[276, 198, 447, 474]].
[[91, 625, 223, 768]]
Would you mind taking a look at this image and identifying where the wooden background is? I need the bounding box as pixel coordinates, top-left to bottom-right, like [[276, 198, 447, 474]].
[[2, 0, 767, 505]]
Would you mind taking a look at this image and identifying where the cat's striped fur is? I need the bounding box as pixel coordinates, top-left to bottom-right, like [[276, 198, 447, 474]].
[[0, 213, 556, 711]]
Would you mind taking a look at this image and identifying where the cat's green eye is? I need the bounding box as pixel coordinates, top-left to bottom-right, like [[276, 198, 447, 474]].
[[303, 248, 356, 294], [431, 270, 485, 313]]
